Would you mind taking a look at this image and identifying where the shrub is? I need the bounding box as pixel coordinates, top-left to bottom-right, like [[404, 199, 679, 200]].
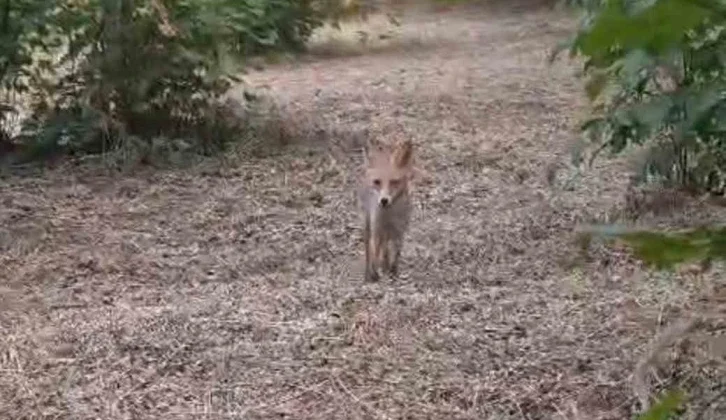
[[555, 0, 726, 194], [557, 3, 726, 416], [0, 0, 326, 165], [0, 1, 55, 147]]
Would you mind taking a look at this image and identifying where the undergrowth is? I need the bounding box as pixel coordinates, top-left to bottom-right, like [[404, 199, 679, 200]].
[[0, 0, 469, 168], [557, 0, 726, 417], [556, 0, 726, 195]]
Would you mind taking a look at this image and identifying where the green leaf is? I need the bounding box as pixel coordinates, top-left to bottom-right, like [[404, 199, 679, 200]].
[[585, 69, 610, 100], [681, 84, 725, 133], [623, 94, 674, 131], [615, 49, 655, 92], [575, 0, 711, 59], [637, 388, 686, 420], [584, 224, 726, 269]]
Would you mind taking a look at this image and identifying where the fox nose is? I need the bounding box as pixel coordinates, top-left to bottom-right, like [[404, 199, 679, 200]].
[[379, 197, 389, 207]]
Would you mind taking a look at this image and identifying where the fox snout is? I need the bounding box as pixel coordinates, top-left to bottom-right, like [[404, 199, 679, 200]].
[[372, 182, 402, 209], [368, 175, 403, 209], [378, 189, 394, 207]]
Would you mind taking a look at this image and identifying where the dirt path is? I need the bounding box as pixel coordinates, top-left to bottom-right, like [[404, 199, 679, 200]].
[[1, 5, 715, 420]]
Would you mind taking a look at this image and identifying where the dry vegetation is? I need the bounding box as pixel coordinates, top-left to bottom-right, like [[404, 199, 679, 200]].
[[1, 3, 725, 419]]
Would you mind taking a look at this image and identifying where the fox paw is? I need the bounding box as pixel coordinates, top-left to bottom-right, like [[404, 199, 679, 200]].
[[365, 268, 380, 282]]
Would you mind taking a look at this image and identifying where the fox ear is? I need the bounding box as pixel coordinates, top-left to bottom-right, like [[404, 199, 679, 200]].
[[392, 139, 413, 168]]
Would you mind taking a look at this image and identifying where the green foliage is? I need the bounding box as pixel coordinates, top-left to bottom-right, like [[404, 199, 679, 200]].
[[0, 0, 326, 165], [556, 0, 726, 192], [174, 0, 321, 55], [584, 224, 726, 269], [0, 1, 54, 142], [637, 389, 686, 420]]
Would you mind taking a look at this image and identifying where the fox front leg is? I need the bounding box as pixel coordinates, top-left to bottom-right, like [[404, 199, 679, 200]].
[[380, 236, 392, 274], [364, 216, 379, 282], [386, 239, 402, 277]]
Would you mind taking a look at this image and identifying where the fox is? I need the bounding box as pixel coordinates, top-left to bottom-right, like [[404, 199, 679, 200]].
[[357, 138, 415, 282]]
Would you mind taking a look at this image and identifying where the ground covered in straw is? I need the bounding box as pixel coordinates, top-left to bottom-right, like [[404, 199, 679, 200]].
[[2, 3, 725, 419]]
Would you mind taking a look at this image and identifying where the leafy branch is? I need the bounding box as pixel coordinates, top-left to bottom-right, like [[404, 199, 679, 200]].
[[582, 223, 726, 269], [555, 0, 726, 192]]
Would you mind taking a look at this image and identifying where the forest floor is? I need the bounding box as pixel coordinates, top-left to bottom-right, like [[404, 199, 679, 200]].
[[2, 3, 725, 419]]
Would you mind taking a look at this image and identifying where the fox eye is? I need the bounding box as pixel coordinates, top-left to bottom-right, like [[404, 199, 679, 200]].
[[389, 179, 401, 187], [372, 179, 381, 187]]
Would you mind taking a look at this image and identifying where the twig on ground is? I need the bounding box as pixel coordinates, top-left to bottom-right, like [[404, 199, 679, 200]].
[[331, 372, 391, 420]]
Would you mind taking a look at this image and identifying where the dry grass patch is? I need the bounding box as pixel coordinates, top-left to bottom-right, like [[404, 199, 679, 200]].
[[1, 4, 725, 420]]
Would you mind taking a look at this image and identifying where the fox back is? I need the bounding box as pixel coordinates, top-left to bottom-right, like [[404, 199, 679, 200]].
[[357, 139, 415, 281]]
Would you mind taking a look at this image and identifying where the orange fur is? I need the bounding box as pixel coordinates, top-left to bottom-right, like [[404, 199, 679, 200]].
[[357, 139, 415, 281]]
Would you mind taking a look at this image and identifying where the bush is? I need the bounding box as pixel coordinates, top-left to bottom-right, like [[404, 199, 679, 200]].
[[557, 3, 726, 416], [555, 0, 726, 194], [0, 0, 327, 165], [0, 1, 54, 146]]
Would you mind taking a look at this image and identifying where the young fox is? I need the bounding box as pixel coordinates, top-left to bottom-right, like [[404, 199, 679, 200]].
[[357, 138, 415, 282]]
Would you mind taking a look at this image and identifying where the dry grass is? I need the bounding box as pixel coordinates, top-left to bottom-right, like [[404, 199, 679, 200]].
[[306, 12, 404, 57], [2, 4, 726, 420]]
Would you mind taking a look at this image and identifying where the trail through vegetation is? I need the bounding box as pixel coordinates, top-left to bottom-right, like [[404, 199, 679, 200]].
[[1, 3, 725, 419]]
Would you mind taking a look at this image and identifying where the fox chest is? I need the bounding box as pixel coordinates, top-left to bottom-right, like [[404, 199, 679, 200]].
[[372, 206, 411, 237], [362, 198, 412, 237]]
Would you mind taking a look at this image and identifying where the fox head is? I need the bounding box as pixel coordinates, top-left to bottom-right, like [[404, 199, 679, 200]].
[[363, 138, 414, 209]]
